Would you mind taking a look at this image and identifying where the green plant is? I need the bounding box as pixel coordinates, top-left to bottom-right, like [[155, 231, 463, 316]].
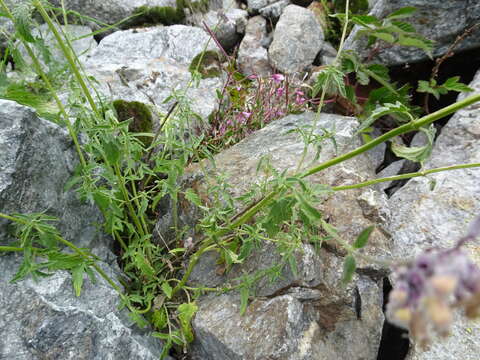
[[1, 0, 480, 358]]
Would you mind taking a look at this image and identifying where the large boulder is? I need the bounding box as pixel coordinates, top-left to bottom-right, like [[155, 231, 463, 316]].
[[237, 15, 273, 77], [18, 23, 97, 72], [345, 0, 480, 66], [387, 70, 480, 357], [49, 0, 178, 26], [186, 112, 392, 266], [167, 111, 392, 359], [0, 255, 166, 360], [268, 5, 325, 74], [188, 8, 248, 50], [0, 100, 167, 359], [0, 100, 103, 251], [83, 25, 222, 120], [191, 274, 383, 360]]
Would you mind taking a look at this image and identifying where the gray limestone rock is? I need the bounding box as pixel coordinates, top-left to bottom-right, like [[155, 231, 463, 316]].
[[0, 255, 166, 360], [170, 111, 390, 358], [189, 8, 248, 50], [259, 0, 291, 19], [83, 25, 222, 120], [0, 100, 104, 251], [190, 274, 384, 360], [18, 23, 97, 71], [268, 5, 324, 74], [49, 0, 178, 26], [387, 70, 480, 358], [0, 100, 167, 359], [185, 112, 392, 266], [247, 0, 278, 12], [237, 15, 273, 77], [345, 0, 480, 66]]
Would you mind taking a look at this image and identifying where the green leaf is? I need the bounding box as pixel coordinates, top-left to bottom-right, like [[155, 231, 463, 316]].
[[296, 193, 322, 222], [104, 140, 121, 164], [397, 34, 434, 55], [350, 14, 382, 27], [178, 303, 198, 343], [366, 64, 390, 82], [184, 188, 202, 206], [342, 255, 356, 284], [313, 66, 347, 98], [391, 21, 416, 33], [263, 197, 294, 237], [442, 76, 474, 93], [386, 6, 417, 20], [240, 286, 250, 315], [358, 101, 413, 134], [390, 125, 436, 163], [152, 308, 168, 330], [161, 281, 173, 299], [134, 252, 156, 278], [71, 264, 85, 297], [128, 311, 149, 328], [224, 249, 243, 264], [353, 225, 375, 249], [14, 15, 35, 43], [371, 31, 396, 43]]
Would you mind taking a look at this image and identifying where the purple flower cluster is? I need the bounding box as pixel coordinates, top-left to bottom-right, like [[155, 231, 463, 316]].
[[387, 242, 480, 348], [212, 73, 310, 144]]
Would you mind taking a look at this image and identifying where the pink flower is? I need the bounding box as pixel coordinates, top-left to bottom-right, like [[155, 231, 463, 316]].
[[295, 95, 306, 105], [237, 111, 252, 124], [276, 87, 285, 97], [271, 73, 285, 83], [248, 74, 258, 80]]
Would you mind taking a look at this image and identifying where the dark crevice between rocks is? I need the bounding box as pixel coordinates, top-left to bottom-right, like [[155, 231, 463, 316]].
[[388, 46, 480, 131], [376, 277, 410, 360]]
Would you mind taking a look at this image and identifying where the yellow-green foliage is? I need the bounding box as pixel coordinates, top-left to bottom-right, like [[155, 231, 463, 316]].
[[112, 100, 153, 146], [189, 51, 223, 79]]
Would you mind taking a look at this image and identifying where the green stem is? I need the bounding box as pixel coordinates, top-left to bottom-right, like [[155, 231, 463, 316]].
[[0, 246, 24, 252], [33, 0, 100, 117], [364, 68, 400, 96], [300, 93, 480, 178], [114, 164, 146, 239], [226, 93, 480, 233], [0, 0, 86, 168], [334, 0, 350, 66], [0, 212, 123, 293], [170, 243, 217, 297], [332, 163, 480, 191]]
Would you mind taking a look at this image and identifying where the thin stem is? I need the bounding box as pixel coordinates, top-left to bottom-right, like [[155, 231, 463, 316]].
[[334, 0, 350, 66], [0, 0, 86, 168], [300, 93, 480, 178], [226, 93, 480, 234], [321, 219, 411, 267], [113, 164, 146, 238], [33, 0, 100, 117], [170, 243, 217, 297], [0, 212, 123, 293], [0, 246, 24, 252], [332, 163, 480, 191]]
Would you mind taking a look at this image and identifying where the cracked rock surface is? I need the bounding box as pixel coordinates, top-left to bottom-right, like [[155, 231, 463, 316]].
[[345, 0, 480, 66], [0, 100, 168, 359], [84, 25, 222, 121]]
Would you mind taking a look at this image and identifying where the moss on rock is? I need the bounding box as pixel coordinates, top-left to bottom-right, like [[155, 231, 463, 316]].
[[189, 50, 223, 79], [333, 0, 368, 14], [124, 0, 210, 28], [112, 100, 153, 146]]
